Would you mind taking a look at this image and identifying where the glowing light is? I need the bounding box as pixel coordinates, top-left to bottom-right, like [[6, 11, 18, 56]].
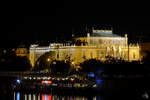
[[33, 94, 36, 100], [71, 61, 75, 65], [62, 78, 65, 80], [96, 77, 103, 85], [25, 94, 27, 100], [57, 78, 60, 81], [70, 78, 74, 82], [88, 73, 95, 77], [42, 94, 45, 100], [47, 58, 50, 62], [16, 79, 21, 84], [41, 80, 52, 84], [16, 92, 20, 100], [42, 94, 52, 100], [52, 61, 56, 64], [33, 77, 36, 79], [142, 91, 149, 99]]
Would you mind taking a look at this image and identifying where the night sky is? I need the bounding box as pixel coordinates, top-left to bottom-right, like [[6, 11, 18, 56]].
[[1, 2, 150, 48]]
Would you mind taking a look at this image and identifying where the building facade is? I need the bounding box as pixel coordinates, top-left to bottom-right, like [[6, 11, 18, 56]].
[[15, 48, 29, 57], [29, 30, 140, 67]]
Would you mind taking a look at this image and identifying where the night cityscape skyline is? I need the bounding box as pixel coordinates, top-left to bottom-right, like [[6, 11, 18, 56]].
[[1, 2, 150, 99]]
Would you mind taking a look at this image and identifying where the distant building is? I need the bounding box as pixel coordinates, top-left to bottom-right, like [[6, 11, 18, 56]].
[[29, 29, 140, 67], [139, 43, 150, 60], [15, 48, 28, 57]]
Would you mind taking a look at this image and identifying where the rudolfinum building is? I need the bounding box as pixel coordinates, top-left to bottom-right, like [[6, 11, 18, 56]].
[[29, 29, 140, 67]]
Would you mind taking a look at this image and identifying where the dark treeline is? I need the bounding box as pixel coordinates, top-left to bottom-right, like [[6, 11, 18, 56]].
[[0, 49, 31, 71], [79, 58, 149, 75]]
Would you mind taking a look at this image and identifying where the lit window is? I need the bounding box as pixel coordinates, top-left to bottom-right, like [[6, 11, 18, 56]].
[[100, 51, 103, 58]]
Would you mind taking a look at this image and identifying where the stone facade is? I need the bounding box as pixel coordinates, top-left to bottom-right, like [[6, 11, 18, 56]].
[[15, 48, 28, 57], [29, 30, 140, 67]]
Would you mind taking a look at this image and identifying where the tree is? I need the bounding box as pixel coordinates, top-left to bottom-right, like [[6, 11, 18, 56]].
[[34, 51, 56, 71], [142, 51, 150, 72], [105, 56, 126, 64], [12, 56, 32, 71], [0, 50, 31, 71], [142, 51, 150, 66], [49, 60, 73, 76], [79, 59, 103, 73]]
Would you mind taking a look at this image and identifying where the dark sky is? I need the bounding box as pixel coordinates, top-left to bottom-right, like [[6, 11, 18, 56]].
[[1, 2, 150, 48]]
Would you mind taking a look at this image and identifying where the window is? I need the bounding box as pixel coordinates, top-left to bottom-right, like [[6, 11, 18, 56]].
[[133, 52, 136, 59], [90, 52, 93, 58], [124, 53, 126, 59], [57, 54, 59, 58], [82, 51, 86, 59], [90, 39, 93, 44], [100, 51, 103, 58], [99, 40, 102, 44], [112, 52, 114, 57]]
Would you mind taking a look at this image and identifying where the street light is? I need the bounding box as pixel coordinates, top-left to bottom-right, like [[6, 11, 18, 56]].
[[16, 79, 21, 84], [47, 58, 50, 62], [71, 61, 75, 65]]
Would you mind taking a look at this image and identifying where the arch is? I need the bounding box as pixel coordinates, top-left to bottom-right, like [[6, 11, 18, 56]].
[[29, 48, 56, 67], [34, 51, 56, 70]]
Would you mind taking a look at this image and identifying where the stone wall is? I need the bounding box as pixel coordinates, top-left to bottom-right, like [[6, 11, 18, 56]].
[[29, 44, 140, 67]]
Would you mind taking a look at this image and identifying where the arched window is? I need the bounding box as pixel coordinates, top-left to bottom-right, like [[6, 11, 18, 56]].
[[82, 51, 86, 59], [124, 53, 126, 59], [100, 51, 103, 58], [133, 52, 136, 59], [90, 39, 93, 44], [90, 52, 93, 58], [57, 54, 59, 59]]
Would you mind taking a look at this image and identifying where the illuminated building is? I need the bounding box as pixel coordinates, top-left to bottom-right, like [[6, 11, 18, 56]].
[[15, 48, 28, 57], [29, 29, 140, 67]]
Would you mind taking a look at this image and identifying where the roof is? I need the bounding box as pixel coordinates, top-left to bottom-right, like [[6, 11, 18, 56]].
[[91, 29, 122, 37], [91, 32, 121, 37]]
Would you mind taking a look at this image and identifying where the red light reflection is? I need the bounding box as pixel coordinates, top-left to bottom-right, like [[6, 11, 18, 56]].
[[42, 94, 52, 100]]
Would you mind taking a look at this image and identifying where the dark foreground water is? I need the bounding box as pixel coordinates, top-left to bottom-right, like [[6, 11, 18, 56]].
[[12, 92, 101, 100], [1, 88, 149, 100], [1, 76, 150, 100], [2, 89, 150, 100], [1, 91, 134, 100]]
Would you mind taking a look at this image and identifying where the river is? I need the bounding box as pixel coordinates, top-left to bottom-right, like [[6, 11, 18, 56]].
[[0, 75, 150, 100], [12, 92, 102, 100]]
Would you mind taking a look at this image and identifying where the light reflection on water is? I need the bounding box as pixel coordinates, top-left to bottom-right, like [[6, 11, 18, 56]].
[[13, 92, 101, 100]]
